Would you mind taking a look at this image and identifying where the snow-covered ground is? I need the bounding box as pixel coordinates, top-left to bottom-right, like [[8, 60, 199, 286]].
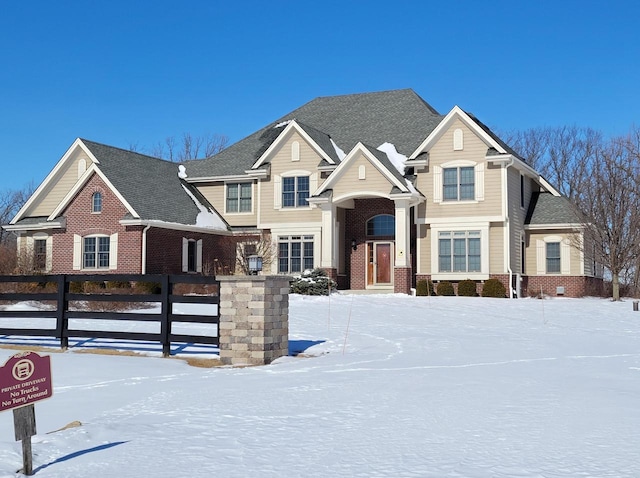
[[1, 294, 640, 477]]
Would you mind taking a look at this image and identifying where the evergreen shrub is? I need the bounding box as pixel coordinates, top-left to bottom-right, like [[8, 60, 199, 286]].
[[481, 278, 507, 298], [436, 281, 455, 296], [457, 279, 477, 297], [290, 268, 337, 295]]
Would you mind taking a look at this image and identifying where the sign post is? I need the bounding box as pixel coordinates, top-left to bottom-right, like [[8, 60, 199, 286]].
[[0, 351, 53, 476]]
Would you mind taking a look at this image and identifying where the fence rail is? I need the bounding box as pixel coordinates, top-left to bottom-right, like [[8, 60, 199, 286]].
[[0, 274, 220, 356]]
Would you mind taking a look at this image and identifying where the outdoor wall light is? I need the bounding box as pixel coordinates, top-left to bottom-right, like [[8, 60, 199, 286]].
[[351, 239, 357, 251]]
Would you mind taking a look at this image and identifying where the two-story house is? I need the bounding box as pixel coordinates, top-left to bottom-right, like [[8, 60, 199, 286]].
[[4, 89, 602, 297]]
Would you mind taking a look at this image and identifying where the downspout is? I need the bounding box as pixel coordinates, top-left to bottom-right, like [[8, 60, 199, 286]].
[[141, 224, 151, 274], [504, 158, 515, 298]]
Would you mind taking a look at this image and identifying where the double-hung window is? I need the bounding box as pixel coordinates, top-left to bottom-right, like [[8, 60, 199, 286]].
[[83, 236, 110, 269], [34, 239, 47, 271], [226, 183, 252, 213], [438, 231, 481, 273], [278, 235, 314, 273], [92, 192, 102, 213], [546, 242, 561, 273], [443, 166, 474, 201], [282, 176, 309, 207]]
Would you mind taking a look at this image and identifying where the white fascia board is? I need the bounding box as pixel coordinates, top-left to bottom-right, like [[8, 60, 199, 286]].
[[409, 106, 507, 160], [257, 221, 321, 230], [525, 223, 583, 231], [3, 219, 65, 232], [317, 143, 408, 196], [11, 138, 99, 224], [119, 219, 232, 235], [539, 177, 562, 196], [251, 120, 334, 170], [186, 174, 253, 183], [416, 215, 505, 225], [47, 165, 139, 220]]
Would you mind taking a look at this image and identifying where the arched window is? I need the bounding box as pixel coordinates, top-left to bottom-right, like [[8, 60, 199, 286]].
[[367, 214, 395, 237], [92, 192, 102, 213]]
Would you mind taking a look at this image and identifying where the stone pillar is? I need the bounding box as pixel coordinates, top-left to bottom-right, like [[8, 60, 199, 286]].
[[218, 275, 290, 366]]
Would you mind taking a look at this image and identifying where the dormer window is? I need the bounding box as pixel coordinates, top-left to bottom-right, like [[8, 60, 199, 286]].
[[92, 192, 102, 213]]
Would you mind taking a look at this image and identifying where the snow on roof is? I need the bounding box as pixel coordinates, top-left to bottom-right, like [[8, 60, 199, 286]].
[[376, 142, 418, 194], [178, 165, 188, 179], [377, 142, 406, 175], [330, 138, 346, 161], [181, 185, 227, 230], [274, 120, 293, 129]]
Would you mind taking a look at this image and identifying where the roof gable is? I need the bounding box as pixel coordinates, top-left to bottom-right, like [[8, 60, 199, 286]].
[[11, 139, 99, 224], [409, 106, 507, 159], [251, 120, 337, 170], [314, 142, 411, 197]]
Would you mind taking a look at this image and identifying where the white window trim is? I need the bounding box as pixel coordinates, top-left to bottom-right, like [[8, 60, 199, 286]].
[[73, 233, 117, 271], [268, 226, 320, 274], [433, 160, 484, 204], [224, 182, 254, 215], [273, 170, 317, 211], [91, 192, 103, 214], [182, 238, 203, 273], [536, 235, 570, 275], [430, 223, 489, 281]]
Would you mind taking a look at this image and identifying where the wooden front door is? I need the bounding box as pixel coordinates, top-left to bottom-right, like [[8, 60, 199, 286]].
[[367, 242, 393, 286]]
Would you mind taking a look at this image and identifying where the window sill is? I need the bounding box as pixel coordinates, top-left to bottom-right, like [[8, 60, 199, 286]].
[[438, 200, 479, 205], [431, 272, 488, 281]]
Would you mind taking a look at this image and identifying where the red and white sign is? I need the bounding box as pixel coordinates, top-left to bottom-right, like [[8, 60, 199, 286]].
[[0, 352, 53, 412]]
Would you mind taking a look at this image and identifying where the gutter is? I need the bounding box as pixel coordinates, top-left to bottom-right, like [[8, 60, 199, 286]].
[[503, 157, 515, 298], [141, 224, 151, 274]]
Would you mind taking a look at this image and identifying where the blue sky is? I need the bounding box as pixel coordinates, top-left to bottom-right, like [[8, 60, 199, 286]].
[[1, 1, 639, 193]]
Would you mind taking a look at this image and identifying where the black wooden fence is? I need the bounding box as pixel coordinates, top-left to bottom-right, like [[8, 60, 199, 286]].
[[0, 274, 220, 356]]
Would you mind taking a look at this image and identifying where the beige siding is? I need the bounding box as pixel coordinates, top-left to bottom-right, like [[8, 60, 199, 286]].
[[527, 230, 583, 276], [489, 225, 505, 273], [30, 149, 89, 217], [198, 183, 258, 227], [417, 224, 431, 274], [415, 118, 503, 220], [331, 153, 395, 199], [507, 168, 527, 272], [259, 130, 323, 226]]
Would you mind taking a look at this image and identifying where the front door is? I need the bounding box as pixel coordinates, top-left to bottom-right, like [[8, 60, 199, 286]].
[[367, 242, 393, 287]]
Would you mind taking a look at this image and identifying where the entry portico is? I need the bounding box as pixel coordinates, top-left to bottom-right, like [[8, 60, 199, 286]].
[[309, 142, 423, 293]]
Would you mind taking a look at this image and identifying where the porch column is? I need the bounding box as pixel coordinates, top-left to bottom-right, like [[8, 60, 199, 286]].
[[320, 203, 337, 270], [394, 199, 410, 267], [394, 199, 412, 293]]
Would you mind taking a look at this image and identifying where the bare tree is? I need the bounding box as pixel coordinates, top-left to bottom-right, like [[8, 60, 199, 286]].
[[0, 183, 34, 245], [137, 133, 229, 161], [504, 126, 602, 200], [574, 133, 640, 300]]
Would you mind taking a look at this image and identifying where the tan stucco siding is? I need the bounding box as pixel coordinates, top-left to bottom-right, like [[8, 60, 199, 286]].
[[331, 153, 395, 200], [30, 150, 89, 217], [526, 230, 583, 276], [198, 183, 258, 227], [489, 224, 505, 273], [414, 118, 503, 220], [259, 130, 323, 226]]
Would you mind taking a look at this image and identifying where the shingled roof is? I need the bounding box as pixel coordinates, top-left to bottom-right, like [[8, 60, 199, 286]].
[[187, 89, 444, 178], [80, 140, 227, 229], [525, 192, 582, 225]]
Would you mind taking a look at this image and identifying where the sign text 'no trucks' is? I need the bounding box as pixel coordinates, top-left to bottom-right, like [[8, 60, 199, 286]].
[[0, 352, 53, 413]]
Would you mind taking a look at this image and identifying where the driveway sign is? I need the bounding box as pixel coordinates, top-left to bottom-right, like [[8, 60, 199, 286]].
[[0, 352, 53, 413]]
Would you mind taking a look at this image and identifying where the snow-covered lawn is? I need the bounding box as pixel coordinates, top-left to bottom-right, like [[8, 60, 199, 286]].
[[1, 294, 639, 477]]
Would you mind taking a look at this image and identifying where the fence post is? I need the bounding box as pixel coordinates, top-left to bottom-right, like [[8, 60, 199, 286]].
[[55, 275, 69, 349], [160, 275, 171, 357]]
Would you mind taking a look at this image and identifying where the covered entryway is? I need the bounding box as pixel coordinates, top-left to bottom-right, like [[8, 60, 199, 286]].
[[367, 241, 394, 287]]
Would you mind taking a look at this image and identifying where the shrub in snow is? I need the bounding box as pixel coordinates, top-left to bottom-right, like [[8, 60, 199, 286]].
[[416, 279, 435, 296], [457, 279, 478, 297], [436, 281, 455, 296], [290, 268, 337, 296], [481, 278, 507, 298]]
